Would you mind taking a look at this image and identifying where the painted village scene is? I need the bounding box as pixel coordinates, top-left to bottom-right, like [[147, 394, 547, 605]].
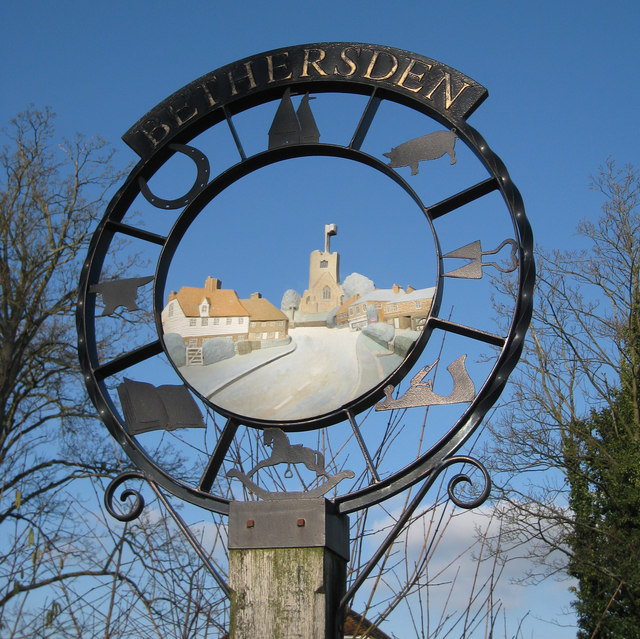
[[161, 224, 435, 421], [157, 90, 465, 421]]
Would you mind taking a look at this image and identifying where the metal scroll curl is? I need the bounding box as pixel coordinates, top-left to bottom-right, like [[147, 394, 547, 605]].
[[439, 455, 492, 509], [104, 471, 147, 522], [339, 453, 492, 611]]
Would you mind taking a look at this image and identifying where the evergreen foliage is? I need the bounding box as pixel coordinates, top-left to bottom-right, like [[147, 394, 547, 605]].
[[566, 385, 640, 637], [489, 159, 640, 637]]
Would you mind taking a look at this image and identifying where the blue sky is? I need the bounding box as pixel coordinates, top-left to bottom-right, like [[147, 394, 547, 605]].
[[2, 2, 639, 637], [2, 1, 638, 255]]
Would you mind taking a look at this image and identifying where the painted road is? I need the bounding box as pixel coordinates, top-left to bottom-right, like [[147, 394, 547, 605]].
[[209, 326, 385, 421]]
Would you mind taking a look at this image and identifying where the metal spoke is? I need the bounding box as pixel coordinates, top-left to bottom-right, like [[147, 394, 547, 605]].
[[429, 317, 505, 347], [94, 340, 163, 380], [198, 418, 239, 492], [224, 106, 247, 161], [105, 220, 167, 245], [346, 410, 380, 484], [349, 89, 382, 151], [426, 177, 498, 220]]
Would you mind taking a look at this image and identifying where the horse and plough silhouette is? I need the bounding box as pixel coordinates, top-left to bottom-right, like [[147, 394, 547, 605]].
[[227, 428, 354, 499]]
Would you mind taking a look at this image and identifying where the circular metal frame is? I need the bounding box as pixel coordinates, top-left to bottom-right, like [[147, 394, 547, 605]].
[[154, 143, 442, 431], [77, 43, 534, 515]]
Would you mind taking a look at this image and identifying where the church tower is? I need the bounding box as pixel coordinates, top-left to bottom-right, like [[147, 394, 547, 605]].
[[299, 224, 344, 314]]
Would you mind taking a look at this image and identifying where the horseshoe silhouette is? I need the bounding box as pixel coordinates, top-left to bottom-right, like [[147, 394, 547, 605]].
[[138, 143, 210, 209]]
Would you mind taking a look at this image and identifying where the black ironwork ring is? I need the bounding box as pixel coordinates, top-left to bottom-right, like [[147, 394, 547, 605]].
[[78, 43, 532, 515]]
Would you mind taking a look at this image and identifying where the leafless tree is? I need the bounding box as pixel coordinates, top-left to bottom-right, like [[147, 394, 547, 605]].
[[0, 106, 124, 625], [0, 107, 525, 638], [0, 108, 229, 638], [485, 159, 640, 634]]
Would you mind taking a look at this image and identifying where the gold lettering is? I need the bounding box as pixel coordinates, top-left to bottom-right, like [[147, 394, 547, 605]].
[[424, 72, 471, 109], [199, 79, 218, 107], [228, 62, 257, 96], [363, 50, 398, 81], [445, 80, 470, 109], [139, 120, 170, 147], [334, 47, 358, 77], [301, 48, 328, 77], [267, 52, 292, 83], [394, 59, 430, 93], [169, 100, 198, 126]]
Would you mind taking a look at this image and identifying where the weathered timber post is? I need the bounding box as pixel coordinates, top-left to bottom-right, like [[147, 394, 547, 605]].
[[228, 499, 349, 639]]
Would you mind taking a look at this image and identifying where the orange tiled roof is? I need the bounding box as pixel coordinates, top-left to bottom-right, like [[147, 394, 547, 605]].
[[240, 294, 288, 322], [336, 293, 360, 316], [168, 285, 249, 318]]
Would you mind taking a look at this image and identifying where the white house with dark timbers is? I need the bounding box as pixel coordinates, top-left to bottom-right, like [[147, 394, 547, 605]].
[[161, 276, 288, 348]]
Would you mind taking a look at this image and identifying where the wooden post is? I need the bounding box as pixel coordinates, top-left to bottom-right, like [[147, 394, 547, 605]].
[[228, 499, 349, 639]]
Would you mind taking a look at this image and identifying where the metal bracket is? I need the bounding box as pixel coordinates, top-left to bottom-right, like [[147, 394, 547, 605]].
[[104, 471, 230, 596], [228, 499, 350, 561], [339, 455, 491, 611]]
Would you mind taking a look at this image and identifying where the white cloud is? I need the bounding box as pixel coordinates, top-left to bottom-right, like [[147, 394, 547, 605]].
[[350, 498, 577, 638]]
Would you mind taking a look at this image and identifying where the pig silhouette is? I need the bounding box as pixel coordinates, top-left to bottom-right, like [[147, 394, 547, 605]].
[[383, 129, 457, 176]]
